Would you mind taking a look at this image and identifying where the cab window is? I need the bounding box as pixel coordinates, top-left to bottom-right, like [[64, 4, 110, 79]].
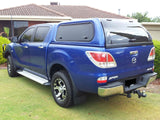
[[34, 27, 50, 42], [20, 28, 35, 42]]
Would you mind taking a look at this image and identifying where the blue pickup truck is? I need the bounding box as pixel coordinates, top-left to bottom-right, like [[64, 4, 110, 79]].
[[3, 18, 157, 107]]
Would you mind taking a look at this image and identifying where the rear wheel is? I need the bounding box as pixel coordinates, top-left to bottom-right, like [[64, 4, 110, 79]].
[[7, 56, 18, 77], [51, 71, 73, 107]]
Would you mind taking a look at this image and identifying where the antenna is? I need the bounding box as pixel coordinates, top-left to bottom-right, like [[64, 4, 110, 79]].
[[118, 9, 121, 15]]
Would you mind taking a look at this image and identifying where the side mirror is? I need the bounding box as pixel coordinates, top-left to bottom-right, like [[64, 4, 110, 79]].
[[11, 36, 18, 43]]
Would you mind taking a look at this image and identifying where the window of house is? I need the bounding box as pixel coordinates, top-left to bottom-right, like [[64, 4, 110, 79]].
[[56, 22, 94, 41], [34, 27, 50, 42], [14, 21, 28, 37]]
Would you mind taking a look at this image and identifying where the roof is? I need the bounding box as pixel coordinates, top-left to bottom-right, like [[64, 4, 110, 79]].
[[0, 4, 129, 19], [43, 5, 128, 19], [0, 4, 66, 17]]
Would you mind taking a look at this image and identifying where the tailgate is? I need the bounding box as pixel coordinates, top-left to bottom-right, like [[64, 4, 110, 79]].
[[106, 45, 155, 82], [100, 19, 155, 82]]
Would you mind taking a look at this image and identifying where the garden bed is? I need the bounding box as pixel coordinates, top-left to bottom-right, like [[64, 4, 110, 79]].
[[0, 62, 7, 69], [142, 78, 160, 94]]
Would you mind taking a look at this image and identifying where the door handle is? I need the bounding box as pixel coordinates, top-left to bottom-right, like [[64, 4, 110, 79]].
[[38, 46, 44, 49], [130, 50, 138, 55], [23, 46, 28, 48]]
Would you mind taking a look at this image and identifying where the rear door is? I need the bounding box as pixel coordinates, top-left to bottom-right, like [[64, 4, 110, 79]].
[[101, 19, 155, 81], [29, 26, 50, 75]]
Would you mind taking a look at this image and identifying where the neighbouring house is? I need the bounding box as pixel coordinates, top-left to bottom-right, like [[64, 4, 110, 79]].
[[142, 22, 160, 40], [0, 3, 129, 38]]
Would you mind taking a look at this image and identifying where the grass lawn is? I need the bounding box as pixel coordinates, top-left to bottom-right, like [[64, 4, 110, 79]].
[[0, 69, 160, 120]]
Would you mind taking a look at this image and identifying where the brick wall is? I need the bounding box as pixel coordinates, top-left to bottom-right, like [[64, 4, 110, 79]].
[[28, 21, 47, 26]]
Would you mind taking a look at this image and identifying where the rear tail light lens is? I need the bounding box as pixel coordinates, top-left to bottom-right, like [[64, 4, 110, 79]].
[[152, 66, 154, 72], [148, 47, 155, 61], [97, 76, 107, 83], [90, 52, 106, 62], [86, 51, 117, 68]]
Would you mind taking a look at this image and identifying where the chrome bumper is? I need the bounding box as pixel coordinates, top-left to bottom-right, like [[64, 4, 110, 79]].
[[98, 72, 157, 97], [98, 85, 123, 97], [147, 74, 157, 85]]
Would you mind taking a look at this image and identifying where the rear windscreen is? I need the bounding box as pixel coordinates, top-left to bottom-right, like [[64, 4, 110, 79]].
[[101, 19, 152, 47]]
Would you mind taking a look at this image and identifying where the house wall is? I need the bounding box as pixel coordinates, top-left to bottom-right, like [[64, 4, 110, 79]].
[[0, 20, 60, 38], [28, 21, 59, 26], [142, 23, 160, 40], [28, 21, 47, 26]]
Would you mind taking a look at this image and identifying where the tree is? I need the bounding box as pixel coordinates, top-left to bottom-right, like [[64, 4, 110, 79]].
[[127, 12, 152, 22], [151, 17, 160, 22]]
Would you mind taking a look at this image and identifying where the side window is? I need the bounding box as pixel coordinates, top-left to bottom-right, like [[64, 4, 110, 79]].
[[21, 28, 34, 42], [56, 22, 94, 41], [34, 27, 50, 42]]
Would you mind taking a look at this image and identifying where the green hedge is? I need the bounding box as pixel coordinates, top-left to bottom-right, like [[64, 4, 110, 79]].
[[0, 36, 10, 64], [153, 40, 160, 78]]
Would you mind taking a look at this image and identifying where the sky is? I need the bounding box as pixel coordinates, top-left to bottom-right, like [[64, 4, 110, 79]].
[[0, 0, 159, 18]]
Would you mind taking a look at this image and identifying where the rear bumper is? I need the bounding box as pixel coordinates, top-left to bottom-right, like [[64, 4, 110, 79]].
[[98, 72, 157, 97]]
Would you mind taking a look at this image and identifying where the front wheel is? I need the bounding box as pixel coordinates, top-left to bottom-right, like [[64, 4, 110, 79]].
[[51, 71, 73, 107], [7, 56, 18, 77]]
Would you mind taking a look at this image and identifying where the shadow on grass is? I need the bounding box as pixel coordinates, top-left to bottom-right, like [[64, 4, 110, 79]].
[[68, 93, 160, 120], [16, 75, 122, 106], [17, 75, 154, 110], [17, 75, 158, 107]]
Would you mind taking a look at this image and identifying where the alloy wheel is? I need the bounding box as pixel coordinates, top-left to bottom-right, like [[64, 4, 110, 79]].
[[53, 78, 67, 101]]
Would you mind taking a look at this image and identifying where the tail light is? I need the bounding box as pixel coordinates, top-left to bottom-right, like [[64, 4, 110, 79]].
[[152, 66, 154, 72], [148, 47, 155, 61], [97, 76, 107, 83], [86, 51, 117, 68]]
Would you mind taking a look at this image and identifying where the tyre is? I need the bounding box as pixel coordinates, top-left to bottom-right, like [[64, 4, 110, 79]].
[[7, 56, 18, 77], [51, 70, 73, 107]]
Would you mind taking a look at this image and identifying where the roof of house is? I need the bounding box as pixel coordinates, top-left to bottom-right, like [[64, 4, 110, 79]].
[[0, 4, 65, 17], [43, 5, 128, 19], [0, 4, 128, 19]]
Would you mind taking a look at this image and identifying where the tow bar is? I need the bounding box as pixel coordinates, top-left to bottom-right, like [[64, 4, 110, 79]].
[[127, 90, 147, 98]]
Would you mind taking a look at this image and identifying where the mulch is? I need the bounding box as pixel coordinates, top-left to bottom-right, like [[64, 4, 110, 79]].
[[143, 79, 160, 94], [151, 78, 160, 85], [0, 63, 7, 69]]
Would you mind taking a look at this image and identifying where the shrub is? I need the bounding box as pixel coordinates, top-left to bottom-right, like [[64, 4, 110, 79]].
[[0, 36, 10, 64], [4, 27, 10, 37], [153, 40, 160, 78]]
